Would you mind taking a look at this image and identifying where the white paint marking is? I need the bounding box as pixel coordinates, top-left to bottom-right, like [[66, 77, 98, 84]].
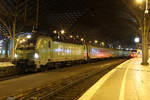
[[78, 60, 131, 100], [119, 63, 129, 100]]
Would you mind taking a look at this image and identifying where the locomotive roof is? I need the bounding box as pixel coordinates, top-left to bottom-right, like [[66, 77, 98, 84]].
[[18, 32, 86, 45], [17, 32, 132, 51]]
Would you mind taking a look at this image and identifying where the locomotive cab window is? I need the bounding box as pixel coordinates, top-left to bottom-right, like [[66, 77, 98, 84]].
[[16, 36, 37, 50]]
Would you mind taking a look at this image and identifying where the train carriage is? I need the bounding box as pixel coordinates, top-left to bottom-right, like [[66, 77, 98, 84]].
[[87, 45, 124, 59], [87, 45, 111, 59]]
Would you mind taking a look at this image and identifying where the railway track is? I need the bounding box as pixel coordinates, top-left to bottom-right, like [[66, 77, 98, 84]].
[[41, 65, 116, 100], [0, 74, 22, 81], [0, 58, 120, 82], [0, 66, 22, 81], [0, 66, 37, 82], [11, 59, 126, 100], [40, 64, 120, 100]]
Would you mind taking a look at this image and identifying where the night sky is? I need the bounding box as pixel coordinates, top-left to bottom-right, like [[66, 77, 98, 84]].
[[71, 0, 139, 47], [0, 0, 140, 48], [39, 0, 140, 48]]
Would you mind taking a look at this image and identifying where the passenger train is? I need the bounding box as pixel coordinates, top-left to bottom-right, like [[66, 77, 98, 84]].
[[13, 33, 133, 71]]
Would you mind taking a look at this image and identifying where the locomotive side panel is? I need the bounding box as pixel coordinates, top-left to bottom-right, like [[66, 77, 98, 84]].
[[35, 37, 53, 66], [51, 41, 87, 62]]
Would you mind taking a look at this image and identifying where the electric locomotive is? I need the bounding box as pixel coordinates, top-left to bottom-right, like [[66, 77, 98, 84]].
[[14, 33, 87, 70]]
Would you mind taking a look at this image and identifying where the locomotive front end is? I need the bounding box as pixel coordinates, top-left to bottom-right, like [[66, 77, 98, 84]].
[[13, 34, 38, 69]]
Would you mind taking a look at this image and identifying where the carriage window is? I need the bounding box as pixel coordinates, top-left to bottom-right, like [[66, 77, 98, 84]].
[[48, 41, 51, 48]]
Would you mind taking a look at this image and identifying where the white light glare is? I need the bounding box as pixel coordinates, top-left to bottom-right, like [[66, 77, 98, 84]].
[[61, 30, 65, 34], [134, 37, 140, 43], [15, 53, 18, 58], [22, 39, 25, 42], [27, 35, 31, 39], [145, 9, 149, 14], [136, 0, 143, 3], [34, 53, 39, 59]]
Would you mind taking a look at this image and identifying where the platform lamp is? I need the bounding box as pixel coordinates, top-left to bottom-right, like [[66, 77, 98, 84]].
[[134, 36, 140, 49], [53, 29, 65, 39], [134, 37, 140, 43]]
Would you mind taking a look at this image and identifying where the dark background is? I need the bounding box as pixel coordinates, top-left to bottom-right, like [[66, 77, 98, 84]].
[[0, 0, 140, 48]]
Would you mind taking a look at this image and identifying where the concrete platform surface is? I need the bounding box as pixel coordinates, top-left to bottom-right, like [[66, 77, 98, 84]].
[[0, 62, 14, 68], [79, 58, 150, 100]]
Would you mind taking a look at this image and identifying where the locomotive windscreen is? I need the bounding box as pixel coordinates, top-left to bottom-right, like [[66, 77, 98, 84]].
[[16, 35, 38, 50]]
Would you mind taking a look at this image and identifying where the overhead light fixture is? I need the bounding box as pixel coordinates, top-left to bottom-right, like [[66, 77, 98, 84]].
[[134, 37, 140, 43]]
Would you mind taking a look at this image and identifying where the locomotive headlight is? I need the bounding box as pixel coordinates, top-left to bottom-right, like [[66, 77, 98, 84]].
[[34, 53, 39, 59], [14, 53, 18, 58], [27, 34, 31, 39]]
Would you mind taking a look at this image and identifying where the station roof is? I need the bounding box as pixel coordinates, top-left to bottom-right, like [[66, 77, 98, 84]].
[[0, 0, 142, 48]]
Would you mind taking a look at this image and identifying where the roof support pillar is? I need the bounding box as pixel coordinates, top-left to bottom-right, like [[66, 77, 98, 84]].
[[141, 13, 149, 65], [35, 0, 39, 29], [11, 16, 16, 60]]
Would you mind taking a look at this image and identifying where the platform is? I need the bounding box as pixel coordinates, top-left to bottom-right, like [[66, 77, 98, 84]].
[[79, 57, 150, 100], [0, 62, 14, 68]]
